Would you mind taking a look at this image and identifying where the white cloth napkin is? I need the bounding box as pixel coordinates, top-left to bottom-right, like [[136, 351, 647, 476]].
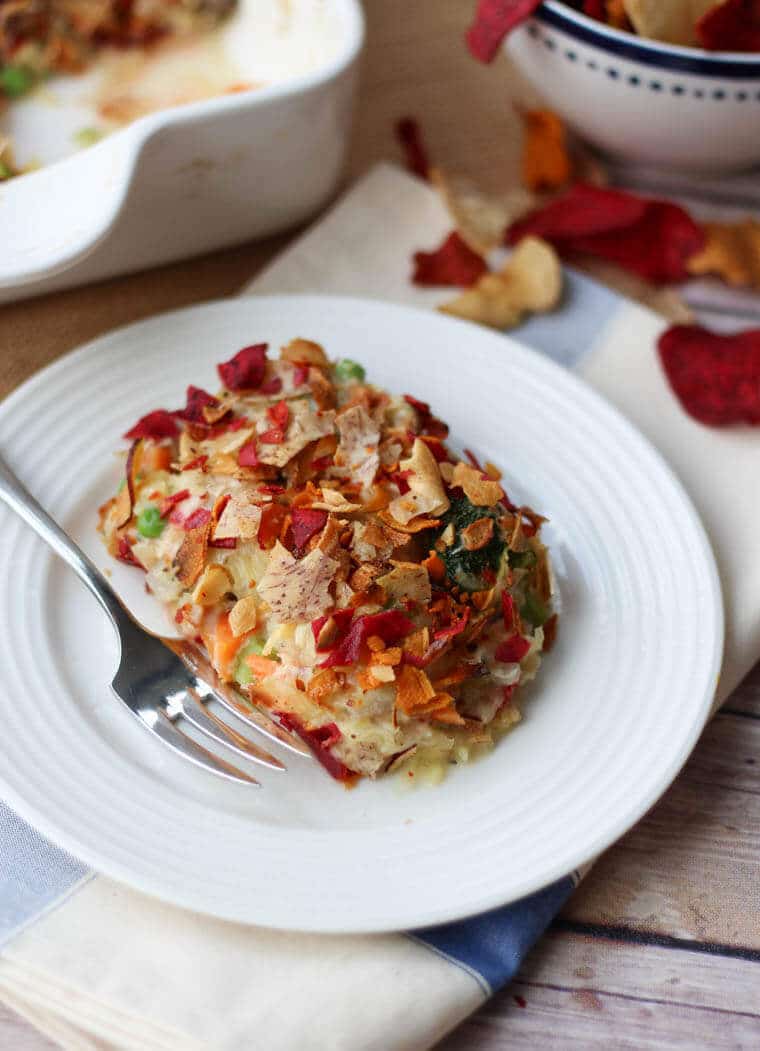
[[1, 162, 757, 1051]]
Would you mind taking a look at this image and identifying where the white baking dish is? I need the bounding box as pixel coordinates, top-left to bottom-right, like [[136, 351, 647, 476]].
[[0, 0, 363, 303]]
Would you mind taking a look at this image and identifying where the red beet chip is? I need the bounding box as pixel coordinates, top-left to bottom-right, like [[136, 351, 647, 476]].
[[183, 508, 212, 531], [217, 344, 268, 391], [259, 376, 283, 396], [658, 324, 760, 426], [495, 635, 531, 663], [173, 386, 219, 424], [395, 117, 430, 180], [311, 608, 355, 650], [507, 183, 704, 283], [319, 611, 415, 668], [291, 507, 328, 549], [273, 713, 356, 781], [569, 202, 705, 283], [582, 0, 605, 18], [209, 537, 238, 549], [124, 409, 178, 441], [508, 183, 648, 242], [697, 0, 760, 52], [412, 231, 488, 287], [466, 0, 543, 63], [404, 394, 450, 439]]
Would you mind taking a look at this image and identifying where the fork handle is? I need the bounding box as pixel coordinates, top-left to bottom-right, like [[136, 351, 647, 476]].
[[0, 452, 130, 631]]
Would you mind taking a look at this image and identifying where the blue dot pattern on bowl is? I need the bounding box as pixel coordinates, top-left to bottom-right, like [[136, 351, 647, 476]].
[[526, 24, 757, 102]]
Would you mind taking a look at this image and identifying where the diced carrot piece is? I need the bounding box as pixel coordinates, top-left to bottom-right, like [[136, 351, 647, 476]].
[[141, 443, 173, 473], [209, 612, 243, 678], [245, 653, 279, 680]]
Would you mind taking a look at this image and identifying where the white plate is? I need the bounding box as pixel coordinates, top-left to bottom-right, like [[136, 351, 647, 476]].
[[0, 296, 723, 933]]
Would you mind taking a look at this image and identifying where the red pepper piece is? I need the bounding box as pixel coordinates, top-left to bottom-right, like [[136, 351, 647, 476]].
[[159, 489, 190, 518], [274, 713, 357, 781], [182, 508, 212, 531], [319, 611, 415, 668], [116, 536, 144, 568], [495, 635, 531, 663], [238, 440, 259, 467]]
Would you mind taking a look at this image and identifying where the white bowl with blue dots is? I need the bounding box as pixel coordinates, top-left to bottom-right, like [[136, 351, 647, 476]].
[[506, 1, 760, 173]]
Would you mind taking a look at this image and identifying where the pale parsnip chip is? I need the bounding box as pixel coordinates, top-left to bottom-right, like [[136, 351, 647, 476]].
[[451, 462, 504, 507], [192, 564, 233, 606], [622, 0, 716, 45], [334, 405, 380, 491], [257, 402, 335, 469], [214, 496, 262, 541], [257, 541, 339, 624], [229, 594, 259, 637], [377, 561, 432, 604], [431, 167, 535, 254], [440, 236, 562, 331], [687, 219, 760, 289], [310, 487, 363, 513], [388, 438, 450, 525]]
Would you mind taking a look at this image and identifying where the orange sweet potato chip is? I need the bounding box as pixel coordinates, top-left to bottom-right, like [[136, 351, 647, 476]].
[[395, 665, 437, 715], [521, 110, 573, 193], [686, 219, 760, 289], [173, 519, 212, 587]]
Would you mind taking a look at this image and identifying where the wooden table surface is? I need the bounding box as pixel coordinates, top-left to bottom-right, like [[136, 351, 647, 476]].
[[2, 2, 759, 1047]]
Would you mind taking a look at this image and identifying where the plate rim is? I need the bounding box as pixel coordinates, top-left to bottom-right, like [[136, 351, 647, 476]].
[[0, 294, 725, 932]]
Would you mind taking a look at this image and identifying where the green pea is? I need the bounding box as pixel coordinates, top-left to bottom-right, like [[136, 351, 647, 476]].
[[334, 358, 366, 383], [74, 126, 104, 148], [234, 637, 266, 686], [1, 66, 36, 99], [136, 505, 165, 539]]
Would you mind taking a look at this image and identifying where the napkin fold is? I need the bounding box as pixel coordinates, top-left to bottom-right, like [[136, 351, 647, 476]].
[[1, 162, 757, 1051]]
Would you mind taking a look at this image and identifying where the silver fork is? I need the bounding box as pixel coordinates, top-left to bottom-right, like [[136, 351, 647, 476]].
[[0, 452, 309, 786]]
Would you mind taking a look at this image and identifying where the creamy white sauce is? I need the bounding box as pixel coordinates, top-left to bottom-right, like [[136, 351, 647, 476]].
[[2, 0, 346, 168]]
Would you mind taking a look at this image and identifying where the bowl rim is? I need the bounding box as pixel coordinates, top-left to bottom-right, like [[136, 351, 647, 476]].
[[537, 1, 760, 75]]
